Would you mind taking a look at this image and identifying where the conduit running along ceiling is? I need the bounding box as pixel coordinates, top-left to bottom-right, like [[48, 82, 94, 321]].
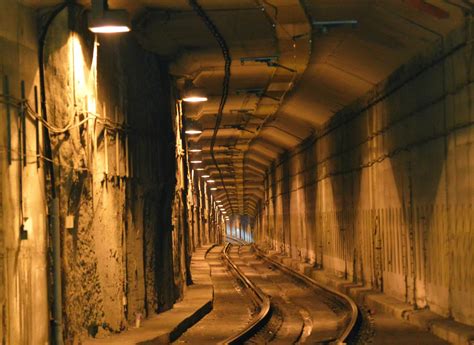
[[29, 0, 467, 217]]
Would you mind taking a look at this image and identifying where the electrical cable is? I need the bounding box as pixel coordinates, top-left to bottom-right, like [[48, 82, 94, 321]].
[[187, 0, 235, 213], [0, 95, 129, 134]]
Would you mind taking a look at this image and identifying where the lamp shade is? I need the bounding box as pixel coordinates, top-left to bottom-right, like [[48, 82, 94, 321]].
[[188, 143, 202, 153], [182, 83, 208, 103], [184, 120, 202, 135], [88, 1, 130, 33], [189, 151, 203, 164]]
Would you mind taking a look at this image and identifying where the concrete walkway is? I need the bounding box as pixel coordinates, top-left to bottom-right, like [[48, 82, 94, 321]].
[[84, 245, 215, 345], [173, 245, 253, 343]]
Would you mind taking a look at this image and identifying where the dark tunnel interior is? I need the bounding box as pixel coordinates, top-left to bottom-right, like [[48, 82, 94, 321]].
[[0, 1, 473, 344]]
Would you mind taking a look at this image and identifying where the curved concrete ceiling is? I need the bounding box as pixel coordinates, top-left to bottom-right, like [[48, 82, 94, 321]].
[[28, 0, 467, 216]]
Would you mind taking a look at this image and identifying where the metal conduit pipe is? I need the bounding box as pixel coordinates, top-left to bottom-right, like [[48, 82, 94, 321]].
[[38, 3, 68, 344]]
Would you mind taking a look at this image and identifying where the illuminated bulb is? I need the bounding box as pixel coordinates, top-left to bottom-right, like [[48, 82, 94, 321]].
[[195, 168, 204, 171], [90, 25, 130, 33], [202, 175, 210, 178], [190, 160, 202, 164], [189, 149, 202, 153], [185, 129, 202, 135], [182, 84, 208, 103], [183, 96, 208, 103], [88, 1, 131, 34], [210, 187, 217, 191], [207, 179, 215, 183]]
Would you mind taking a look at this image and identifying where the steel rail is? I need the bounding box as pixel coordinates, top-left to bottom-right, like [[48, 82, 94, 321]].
[[219, 242, 271, 345], [252, 246, 359, 344], [225, 235, 359, 344]]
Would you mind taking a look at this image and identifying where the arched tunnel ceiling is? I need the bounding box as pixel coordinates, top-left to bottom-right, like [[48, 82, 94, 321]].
[[27, 0, 467, 216]]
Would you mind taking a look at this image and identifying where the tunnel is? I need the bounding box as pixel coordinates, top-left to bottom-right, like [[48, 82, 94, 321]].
[[0, 0, 473, 344]]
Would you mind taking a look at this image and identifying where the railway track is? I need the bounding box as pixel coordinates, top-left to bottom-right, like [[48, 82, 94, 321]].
[[221, 236, 359, 344], [219, 242, 271, 344]]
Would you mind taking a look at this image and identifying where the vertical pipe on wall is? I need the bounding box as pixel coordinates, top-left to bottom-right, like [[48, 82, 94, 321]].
[[19, 81, 26, 240], [115, 107, 120, 179], [4, 76, 12, 165], [104, 103, 109, 177], [20, 81, 26, 168], [34, 85, 40, 168], [38, 4, 67, 344], [51, 198, 63, 345]]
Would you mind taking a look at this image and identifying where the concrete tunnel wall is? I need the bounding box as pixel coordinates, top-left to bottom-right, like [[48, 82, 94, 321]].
[[253, 25, 474, 327], [0, 2, 49, 344], [0, 2, 223, 344]]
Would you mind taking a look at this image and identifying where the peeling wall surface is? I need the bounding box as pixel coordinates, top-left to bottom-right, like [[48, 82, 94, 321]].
[[42, 7, 190, 342], [0, 2, 220, 344], [254, 26, 474, 326]]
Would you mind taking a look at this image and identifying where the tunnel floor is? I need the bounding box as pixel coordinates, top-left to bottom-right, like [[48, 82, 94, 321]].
[[173, 246, 254, 343], [169, 243, 452, 344]]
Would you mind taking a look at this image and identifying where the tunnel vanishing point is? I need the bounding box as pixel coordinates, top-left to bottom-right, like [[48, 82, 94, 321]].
[[0, 0, 473, 344]]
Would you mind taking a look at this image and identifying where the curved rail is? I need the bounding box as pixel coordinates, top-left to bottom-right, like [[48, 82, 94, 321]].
[[225, 235, 358, 343], [253, 246, 359, 344], [219, 242, 272, 345]]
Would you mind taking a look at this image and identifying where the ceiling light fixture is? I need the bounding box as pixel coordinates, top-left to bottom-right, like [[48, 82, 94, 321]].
[[184, 120, 203, 135], [210, 187, 217, 191], [188, 142, 202, 153], [207, 180, 215, 183], [202, 174, 210, 178], [189, 151, 202, 162], [182, 80, 208, 103], [195, 168, 204, 171], [88, 0, 131, 33]]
